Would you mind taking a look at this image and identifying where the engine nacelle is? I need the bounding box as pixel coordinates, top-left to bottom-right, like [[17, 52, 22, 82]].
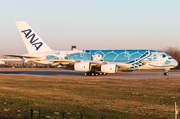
[[101, 64, 118, 73], [74, 62, 91, 72]]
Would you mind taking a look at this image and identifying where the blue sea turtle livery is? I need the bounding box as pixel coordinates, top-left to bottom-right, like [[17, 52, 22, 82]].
[[65, 49, 172, 70]]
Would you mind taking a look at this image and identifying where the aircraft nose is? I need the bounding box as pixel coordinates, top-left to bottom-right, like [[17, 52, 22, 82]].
[[172, 59, 178, 67]]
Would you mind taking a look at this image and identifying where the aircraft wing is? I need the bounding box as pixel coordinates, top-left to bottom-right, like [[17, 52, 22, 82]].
[[28, 59, 81, 65], [116, 63, 132, 70], [89, 61, 132, 70], [48, 60, 106, 66], [34, 59, 132, 70], [50, 60, 81, 65], [3, 54, 43, 59]]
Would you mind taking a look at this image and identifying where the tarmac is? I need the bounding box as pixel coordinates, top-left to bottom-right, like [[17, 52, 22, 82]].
[[0, 69, 179, 79]]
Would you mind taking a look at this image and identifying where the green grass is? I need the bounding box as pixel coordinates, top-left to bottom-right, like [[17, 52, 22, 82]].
[[0, 75, 179, 118]]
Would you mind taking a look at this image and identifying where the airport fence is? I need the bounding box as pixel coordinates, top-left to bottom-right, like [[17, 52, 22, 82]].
[[23, 108, 113, 119]]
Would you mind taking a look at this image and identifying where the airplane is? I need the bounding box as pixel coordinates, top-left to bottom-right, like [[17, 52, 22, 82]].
[[0, 56, 24, 65], [5, 21, 178, 76], [0, 60, 5, 65]]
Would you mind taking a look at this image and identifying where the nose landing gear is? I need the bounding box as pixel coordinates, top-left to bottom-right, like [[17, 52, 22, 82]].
[[164, 69, 169, 76]]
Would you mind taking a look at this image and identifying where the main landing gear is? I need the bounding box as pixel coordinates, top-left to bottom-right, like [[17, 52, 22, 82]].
[[164, 69, 169, 76], [84, 72, 107, 76]]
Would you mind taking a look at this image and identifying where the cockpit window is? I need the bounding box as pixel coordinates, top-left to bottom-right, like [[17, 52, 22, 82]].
[[162, 55, 166, 58]]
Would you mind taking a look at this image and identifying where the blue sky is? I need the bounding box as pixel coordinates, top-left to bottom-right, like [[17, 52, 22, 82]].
[[0, 0, 180, 54]]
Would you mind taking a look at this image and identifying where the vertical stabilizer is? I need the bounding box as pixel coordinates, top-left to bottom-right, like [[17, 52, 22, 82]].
[[15, 21, 52, 54]]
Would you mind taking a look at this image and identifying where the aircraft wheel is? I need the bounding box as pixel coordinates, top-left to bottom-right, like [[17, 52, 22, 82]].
[[85, 72, 102, 76], [91, 72, 95, 76], [102, 73, 107, 75], [164, 72, 168, 76], [95, 73, 99, 76], [85, 72, 90, 76]]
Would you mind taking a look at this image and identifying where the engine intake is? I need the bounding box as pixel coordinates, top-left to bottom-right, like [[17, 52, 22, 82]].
[[101, 64, 117, 73], [74, 62, 91, 72]]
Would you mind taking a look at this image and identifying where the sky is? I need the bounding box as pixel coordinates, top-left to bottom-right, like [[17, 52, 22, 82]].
[[0, 0, 180, 54]]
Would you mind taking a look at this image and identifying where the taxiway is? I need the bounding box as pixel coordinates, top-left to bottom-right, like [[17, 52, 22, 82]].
[[0, 69, 179, 79]]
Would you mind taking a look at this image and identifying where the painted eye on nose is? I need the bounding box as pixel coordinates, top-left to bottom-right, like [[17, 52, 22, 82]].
[[162, 55, 166, 58]]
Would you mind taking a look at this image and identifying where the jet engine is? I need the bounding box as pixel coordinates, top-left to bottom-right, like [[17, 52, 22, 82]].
[[74, 62, 91, 72], [101, 64, 118, 73]]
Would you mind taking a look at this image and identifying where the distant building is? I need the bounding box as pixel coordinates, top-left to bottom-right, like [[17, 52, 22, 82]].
[[0, 56, 50, 68]]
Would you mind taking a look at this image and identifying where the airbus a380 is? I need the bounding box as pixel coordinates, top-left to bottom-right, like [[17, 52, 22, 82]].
[[5, 21, 178, 76]]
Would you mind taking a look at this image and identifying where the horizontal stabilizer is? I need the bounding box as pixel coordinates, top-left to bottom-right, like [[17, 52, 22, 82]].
[[3, 54, 43, 59]]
